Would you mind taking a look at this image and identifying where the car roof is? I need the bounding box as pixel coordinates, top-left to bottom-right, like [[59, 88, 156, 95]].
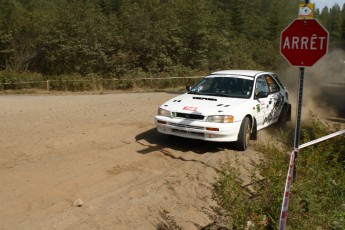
[[209, 70, 269, 78]]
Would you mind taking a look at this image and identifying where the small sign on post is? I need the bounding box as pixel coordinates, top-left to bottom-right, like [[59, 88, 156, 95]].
[[298, 4, 314, 19]]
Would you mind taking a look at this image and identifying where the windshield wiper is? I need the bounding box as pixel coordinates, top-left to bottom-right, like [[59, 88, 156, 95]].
[[208, 92, 230, 97], [187, 91, 200, 95]]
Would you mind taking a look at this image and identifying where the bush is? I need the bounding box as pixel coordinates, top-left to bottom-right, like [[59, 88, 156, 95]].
[[0, 70, 204, 92], [213, 114, 345, 229], [0, 71, 45, 90]]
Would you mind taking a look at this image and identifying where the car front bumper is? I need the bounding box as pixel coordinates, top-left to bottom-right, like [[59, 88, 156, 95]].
[[155, 116, 242, 142]]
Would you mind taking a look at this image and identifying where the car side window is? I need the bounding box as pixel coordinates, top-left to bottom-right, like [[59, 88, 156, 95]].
[[255, 75, 269, 93], [265, 75, 280, 93], [272, 74, 284, 88]]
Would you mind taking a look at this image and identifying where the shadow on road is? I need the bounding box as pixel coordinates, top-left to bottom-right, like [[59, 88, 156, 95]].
[[135, 128, 235, 155], [326, 117, 345, 124]]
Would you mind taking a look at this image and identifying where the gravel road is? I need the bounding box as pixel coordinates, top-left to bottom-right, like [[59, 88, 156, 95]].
[[0, 92, 264, 230]]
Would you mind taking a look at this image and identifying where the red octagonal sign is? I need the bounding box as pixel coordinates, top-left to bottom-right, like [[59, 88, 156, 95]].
[[280, 19, 329, 67]]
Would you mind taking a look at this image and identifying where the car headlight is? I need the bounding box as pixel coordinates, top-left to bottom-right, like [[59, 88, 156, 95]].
[[206, 115, 234, 123], [158, 108, 171, 117]]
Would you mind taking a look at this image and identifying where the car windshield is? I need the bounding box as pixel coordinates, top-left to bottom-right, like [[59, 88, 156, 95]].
[[188, 75, 254, 99]]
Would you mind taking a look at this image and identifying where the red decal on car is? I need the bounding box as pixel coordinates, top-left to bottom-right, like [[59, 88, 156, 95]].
[[183, 106, 197, 111]]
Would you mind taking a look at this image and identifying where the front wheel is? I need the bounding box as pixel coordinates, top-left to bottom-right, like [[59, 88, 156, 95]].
[[235, 117, 251, 151]]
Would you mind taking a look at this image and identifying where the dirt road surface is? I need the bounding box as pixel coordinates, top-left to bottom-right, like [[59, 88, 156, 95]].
[[2, 91, 341, 230], [0, 92, 268, 230]]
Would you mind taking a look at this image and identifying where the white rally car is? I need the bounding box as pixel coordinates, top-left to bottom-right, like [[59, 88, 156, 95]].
[[155, 70, 291, 150]]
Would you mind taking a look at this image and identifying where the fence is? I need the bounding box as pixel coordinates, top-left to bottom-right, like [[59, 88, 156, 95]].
[[278, 129, 345, 230], [0, 76, 204, 92]]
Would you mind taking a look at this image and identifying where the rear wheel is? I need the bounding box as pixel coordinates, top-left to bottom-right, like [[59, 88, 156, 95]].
[[278, 105, 288, 126], [235, 117, 251, 151]]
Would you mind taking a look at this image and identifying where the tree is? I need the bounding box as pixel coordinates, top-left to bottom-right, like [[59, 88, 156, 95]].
[[319, 6, 330, 30], [32, 0, 120, 75], [0, 0, 35, 71], [1, 0, 343, 77], [329, 4, 343, 42], [341, 3, 345, 42]]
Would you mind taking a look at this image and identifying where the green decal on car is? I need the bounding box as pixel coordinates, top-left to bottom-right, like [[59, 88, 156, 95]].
[[256, 104, 261, 112]]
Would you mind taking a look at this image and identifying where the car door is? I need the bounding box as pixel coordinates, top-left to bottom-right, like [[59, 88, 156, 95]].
[[264, 74, 284, 125], [254, 75, 270, 129]]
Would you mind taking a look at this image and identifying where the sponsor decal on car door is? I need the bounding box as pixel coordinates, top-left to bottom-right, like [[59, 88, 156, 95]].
[[263, 75, 284, 125], [254, 75, 270, 128]]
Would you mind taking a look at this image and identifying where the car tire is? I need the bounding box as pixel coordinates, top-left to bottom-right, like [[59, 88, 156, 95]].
[[235, 117, 251, 151], [278, 104, 288, 126]]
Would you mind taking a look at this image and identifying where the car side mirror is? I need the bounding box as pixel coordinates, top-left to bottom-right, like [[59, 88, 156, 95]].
[[186, 86, 192, 91], [255, 91, 268, 99]]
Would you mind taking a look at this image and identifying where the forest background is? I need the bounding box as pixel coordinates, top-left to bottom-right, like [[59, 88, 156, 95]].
[[0, 0, 344, 88], [1, 2, 345, 228]]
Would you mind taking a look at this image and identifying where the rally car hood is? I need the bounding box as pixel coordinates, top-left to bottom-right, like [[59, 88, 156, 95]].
[[162, 93, 247, 115]]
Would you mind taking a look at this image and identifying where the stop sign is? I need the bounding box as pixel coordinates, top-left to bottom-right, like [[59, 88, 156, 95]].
[[280, 19, 329, 67]]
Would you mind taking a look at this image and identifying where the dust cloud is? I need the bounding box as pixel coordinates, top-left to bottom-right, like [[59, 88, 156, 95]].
[[276, 49, 345, 122]]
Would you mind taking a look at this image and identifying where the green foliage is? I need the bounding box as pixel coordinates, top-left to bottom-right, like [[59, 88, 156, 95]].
[[31, 0, 120, 75], [0, 70, 201, 92], [0, 0, 344, 78], [328, 4, 343, 42], [213, 114, 345, 229], [318, 3, 345, 47], [213, 145, 287, 229], [342, 4, 345, 42], [47, 74, 100, 91], [0, 70, 44, 90]]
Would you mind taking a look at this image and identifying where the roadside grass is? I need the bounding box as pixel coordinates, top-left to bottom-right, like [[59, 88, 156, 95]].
[[156, 209, 182, 230], [0, 70, 202, 94], [212, 114, 345, 229]]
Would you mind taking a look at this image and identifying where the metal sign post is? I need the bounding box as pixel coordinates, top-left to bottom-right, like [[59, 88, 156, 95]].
[[293, 67, 305, 180], [279, 67, 305, 229]]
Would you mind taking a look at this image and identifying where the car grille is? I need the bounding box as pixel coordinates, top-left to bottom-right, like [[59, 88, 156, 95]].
[[168, 123, 205, 130], [175, 112, 204, 120], [171, 129, 204, 137]]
